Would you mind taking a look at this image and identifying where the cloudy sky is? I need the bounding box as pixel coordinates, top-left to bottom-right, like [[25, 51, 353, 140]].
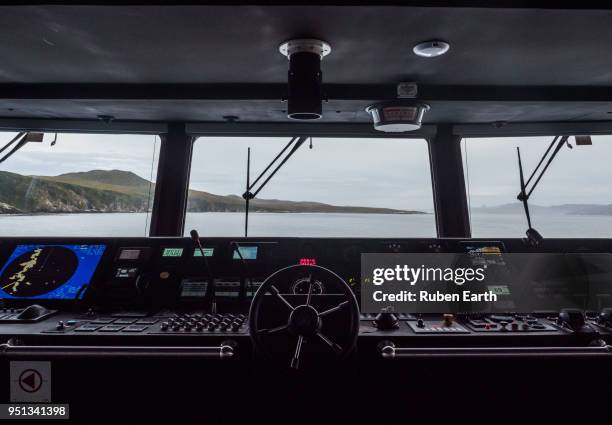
[[463, 135, 612, 208], [1, 132, 612, 211]]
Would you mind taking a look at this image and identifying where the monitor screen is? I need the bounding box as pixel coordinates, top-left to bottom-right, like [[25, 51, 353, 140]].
[[0, 244, 106, 299], [193, 247, 214, 257], [162, 247, 184, 258], [233, 246, 258, 260]]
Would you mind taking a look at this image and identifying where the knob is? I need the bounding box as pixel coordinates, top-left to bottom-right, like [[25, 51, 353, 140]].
[[374, 309, 399, 330], [416, 318, 425, 328], [160, 322, 169, 331], [500, 321, 509, 331], [56, 321, 65, 330], [443, 314, 454, 326], [599, 308, 612, 327], [558, 308, 585, 331]]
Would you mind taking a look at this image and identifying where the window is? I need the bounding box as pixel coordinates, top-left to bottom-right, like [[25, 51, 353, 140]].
[[185, 137, 435, 237], [0, 132, 160, 236], [462, 135, 612, 238]]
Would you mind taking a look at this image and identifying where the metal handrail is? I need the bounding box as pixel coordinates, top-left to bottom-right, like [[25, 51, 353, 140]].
[[0, 338, 236, 359], [378, 341, 612, 359]]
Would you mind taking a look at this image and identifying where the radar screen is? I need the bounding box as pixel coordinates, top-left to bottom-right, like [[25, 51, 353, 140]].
[[0, 244, 106, 299]]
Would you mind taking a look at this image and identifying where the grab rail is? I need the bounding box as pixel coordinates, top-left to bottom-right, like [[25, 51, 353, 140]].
[[0, 338, 236, 359], [378, 340, 612, 359]]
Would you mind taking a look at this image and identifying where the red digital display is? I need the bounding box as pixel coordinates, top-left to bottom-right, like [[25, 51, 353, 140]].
[[299, 258, 317, 266]]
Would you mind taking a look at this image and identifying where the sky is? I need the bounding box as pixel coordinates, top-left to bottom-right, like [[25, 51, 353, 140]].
[[1, 132, 612, 211], [463, 135, 612, 208]]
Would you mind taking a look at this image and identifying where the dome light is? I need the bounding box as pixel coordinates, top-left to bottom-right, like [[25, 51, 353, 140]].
[[413, 40, 450, 58], [366, 101, 430, 132]]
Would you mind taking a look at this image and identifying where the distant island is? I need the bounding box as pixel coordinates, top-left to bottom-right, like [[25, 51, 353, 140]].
[[473, 203, 612, 216], [0, 169, 426, 215]]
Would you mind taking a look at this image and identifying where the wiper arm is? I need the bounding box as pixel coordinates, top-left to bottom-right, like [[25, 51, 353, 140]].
[[0, 132, 45, 164], [516, 135, 570, 246], [242, 136, 308, 237]]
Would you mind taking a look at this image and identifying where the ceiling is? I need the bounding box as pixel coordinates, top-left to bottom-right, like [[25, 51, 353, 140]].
[[1, 5, 612, 124]]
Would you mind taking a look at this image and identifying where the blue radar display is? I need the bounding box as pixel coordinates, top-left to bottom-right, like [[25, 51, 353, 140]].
[[0, 244, 106, 299]]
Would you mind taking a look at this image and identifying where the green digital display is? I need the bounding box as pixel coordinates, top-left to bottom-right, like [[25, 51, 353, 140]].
[[193, 247, 214, 257], [233, 246, 258, 260], [162, 247, 184, 258]]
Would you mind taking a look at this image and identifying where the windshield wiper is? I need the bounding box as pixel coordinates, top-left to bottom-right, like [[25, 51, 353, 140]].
[[0, 132, 44, 164], [516, 135, 572, 246], [241, 136, 308, 237]]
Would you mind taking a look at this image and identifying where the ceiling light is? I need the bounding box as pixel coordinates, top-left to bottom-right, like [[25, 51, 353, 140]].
[[366, 101, 430, 132], [413, 40, 450, 58]]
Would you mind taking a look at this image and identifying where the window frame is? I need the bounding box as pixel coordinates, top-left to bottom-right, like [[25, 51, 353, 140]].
[[0, 118, 166, 237], [457, 123, 612, 239], [185, 123, 438, 238]]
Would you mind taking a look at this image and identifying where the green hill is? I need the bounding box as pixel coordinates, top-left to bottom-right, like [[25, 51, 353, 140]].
[[0, 169, 425, 215]]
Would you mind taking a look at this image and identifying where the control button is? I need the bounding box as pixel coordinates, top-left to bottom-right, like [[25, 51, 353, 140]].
[[136, 319, 158, 325], [123, 325, 148, 332], [160, 322, 169, 331], [511, 322, 519, 331], [443, 314, 454, 326], [115, 319, 137, 325], [74, 325, 102, 332], [99, 325, 125, 332], [66, 320, 77, 326], [90, 318, 115, 325]]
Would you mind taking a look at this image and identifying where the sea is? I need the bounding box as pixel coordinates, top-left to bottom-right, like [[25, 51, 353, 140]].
[[0, 212, 611, 239]]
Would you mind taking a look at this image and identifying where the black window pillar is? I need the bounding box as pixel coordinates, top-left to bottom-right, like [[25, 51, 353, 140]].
[[429, 125, 471, 238], [149, 123, 193, 236]]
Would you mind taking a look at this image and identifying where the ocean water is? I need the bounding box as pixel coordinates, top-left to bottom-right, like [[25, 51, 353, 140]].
[[0, 212, 611, 239]]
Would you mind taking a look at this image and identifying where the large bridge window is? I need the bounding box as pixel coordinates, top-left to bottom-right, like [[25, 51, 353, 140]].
[[186, 137, 435, 237], [462, 135, 612, 238], [0, 132, 160, 236]]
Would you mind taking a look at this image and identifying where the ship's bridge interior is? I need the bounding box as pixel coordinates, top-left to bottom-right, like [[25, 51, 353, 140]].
[[1, 3, 612, 423]]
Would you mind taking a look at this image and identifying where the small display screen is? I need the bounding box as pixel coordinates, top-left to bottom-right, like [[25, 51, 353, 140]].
[[0, 244, 106, 299], [462, 241, 506, 267], [162, 247, 184, 258], [233, 246, 258, 260], [119, 248, 141, 260], [193, 247, 214, 257], [180, 279, 209, 298]]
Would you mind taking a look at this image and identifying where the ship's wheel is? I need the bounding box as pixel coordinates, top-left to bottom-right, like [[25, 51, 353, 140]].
[[249, 265, 359, 369]]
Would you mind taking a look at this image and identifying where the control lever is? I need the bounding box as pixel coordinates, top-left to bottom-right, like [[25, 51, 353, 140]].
[[557, 308, 586, 332], [231, 241, 251, 301], [598, 308, 612, 327], [374, 307, 399, 330], [190, 229, 216, 313]]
